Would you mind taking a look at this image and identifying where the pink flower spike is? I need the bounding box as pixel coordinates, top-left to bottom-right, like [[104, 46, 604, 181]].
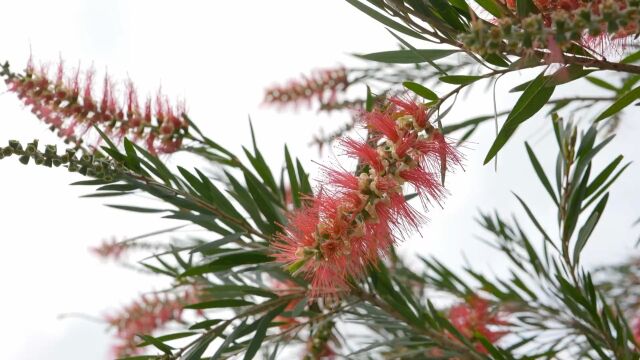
[[399, 167, 444, 205]]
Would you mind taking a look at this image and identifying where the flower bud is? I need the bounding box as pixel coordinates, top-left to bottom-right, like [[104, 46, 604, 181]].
[[18, 155, 30, 165]]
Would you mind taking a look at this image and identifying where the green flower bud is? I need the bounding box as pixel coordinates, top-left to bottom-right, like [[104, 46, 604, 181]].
[[18, 155, 30, 165]]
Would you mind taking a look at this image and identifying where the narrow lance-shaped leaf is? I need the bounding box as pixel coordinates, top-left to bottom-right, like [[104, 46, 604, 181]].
[[485, 71, 555, 164], [573, 193, 608, 264], [595, 86, 640, 121], [525, 142, 558, 205], [403, 81, 438, 101], [244, 304, 288, 360], [284, 145, 301, 208], [439, 75, 483, 85], [344, 0, 428, 40], [354, 49, 458, 64]]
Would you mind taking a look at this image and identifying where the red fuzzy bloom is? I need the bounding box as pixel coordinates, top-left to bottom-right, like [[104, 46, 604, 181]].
[[366, 111, 400, 142], [339, 137, 383, 172], [399, 167, 445, 205], [389, 97, 428, 128], [273, 97, 462, 298], [448, 296, 508, 353]]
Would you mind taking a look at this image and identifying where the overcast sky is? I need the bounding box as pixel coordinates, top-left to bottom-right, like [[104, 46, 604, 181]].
[[1, 1, 639, 359]]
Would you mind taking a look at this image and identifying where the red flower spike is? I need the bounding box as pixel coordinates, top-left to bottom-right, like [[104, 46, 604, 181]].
[[395, 133, 418, 159], [366, 111, 400, 142], [323, 167, 359, 192], [339, 137, 383, 172], [448, 296, 508, 353], [399, 167, 444, 205], [389, 97, 428, 128], [429, 131, 464, 173], [273, 97, 463, 298]]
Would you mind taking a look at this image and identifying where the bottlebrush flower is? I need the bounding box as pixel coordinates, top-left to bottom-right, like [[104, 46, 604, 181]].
[[90, 238, 130, 261], [105, 289, 200, 357], [448, 296, 508, 353], [273, 98, 462, 298], [2, 57, 188, 155], [631, 315, 640, 347], [263, 67, 349, 110]]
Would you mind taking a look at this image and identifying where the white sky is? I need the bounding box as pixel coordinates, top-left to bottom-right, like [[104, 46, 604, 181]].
[[0, 1, 639, 359]]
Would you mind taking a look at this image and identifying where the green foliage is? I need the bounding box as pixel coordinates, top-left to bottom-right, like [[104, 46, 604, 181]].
[[3, 0, 640, 358]]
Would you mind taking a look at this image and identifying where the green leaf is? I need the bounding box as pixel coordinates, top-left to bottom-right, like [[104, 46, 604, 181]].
[[584, 155, 623, 197], [365, 85, 374, 112], [244, 172, 285, 231], [429, 0, 467, 32], [123, 138, 142, 172], [439, 75, 483, 85], [485, 71, 555, 164], [81, 191, 132, 198], [106, 204, 167, 213], [137, 332, 197, 346], [184, 299, 254, 310], [211, 320, 248, 360], [474, 0, 506, 17], [226, 172, 271, 234], [180, 251, 273, 277], [622, 50, 640, 64], [71, 179, 112, 186], [189, 319, 223, 330], [244, 304, 288, 360], [344, 0, 428, 40], [595, 86, 640, 121], [582, 162, 630, 209], [483, 53, 510, 68], [516, 0, 538, 16], [183, 330, 219, 360], [93, 125, 122, 155], [205, 284, 277, 299], [563, 164, 591, 242], [585, 76, 618, 91], [97, 183, 138, 192], [195, 170, 244, 222], [573, 193, 608, 264], [403, 81, 438, 101], [513, 193, 553, 244], [132, 143, 182, 189], [243, 147, 279, 196], [525, 142, 558, 205], [136, 334, 173, 355], [385, 30, 448, 75], [510, 65, 592, 92], [296, 159, 313, 196], [284, 145, 301, 208], [354, 49, 458, 64], [190, 233, 244, 254]]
